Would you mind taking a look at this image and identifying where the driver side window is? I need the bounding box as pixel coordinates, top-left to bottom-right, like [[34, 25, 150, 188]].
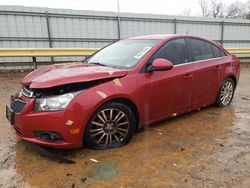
[[152, 38, 189, 65]]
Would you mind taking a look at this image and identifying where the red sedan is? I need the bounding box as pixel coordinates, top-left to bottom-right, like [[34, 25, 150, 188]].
[[6, 34, 240, 149]]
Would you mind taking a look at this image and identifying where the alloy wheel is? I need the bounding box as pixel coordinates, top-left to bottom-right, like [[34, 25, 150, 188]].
[[89, 108, 130, 147], [220, 80, 234, 106]]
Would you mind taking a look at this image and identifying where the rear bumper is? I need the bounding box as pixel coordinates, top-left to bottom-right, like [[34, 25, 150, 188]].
[[9, 96, 87, 149]]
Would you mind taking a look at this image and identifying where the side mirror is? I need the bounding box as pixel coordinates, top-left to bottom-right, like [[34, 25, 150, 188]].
[[147, 58, 173, 72]]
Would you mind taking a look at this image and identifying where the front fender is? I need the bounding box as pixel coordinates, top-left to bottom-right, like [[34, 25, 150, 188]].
[[66, 77, 143, 143]]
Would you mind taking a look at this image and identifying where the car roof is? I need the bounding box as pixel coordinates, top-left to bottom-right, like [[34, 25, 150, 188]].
[[127, 34, 184, 40], [126, 34, 216, 42]]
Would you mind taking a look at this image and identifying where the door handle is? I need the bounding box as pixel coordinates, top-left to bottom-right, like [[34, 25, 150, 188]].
[[184, 73, 193, 79], [231, 62, 237, 67], [215, 65, 221, 70]]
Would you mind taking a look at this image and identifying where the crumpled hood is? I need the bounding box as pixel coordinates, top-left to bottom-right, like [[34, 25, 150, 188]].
[[21, 62, 128, 88]]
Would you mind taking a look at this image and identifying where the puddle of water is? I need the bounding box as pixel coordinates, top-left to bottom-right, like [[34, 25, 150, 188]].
[[88, 162, 118, 181]]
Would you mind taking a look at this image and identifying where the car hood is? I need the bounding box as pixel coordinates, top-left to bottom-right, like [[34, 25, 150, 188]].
[[21, 62, 128, 88]]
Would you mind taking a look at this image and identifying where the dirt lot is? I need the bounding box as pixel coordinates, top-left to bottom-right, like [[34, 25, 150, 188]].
[[0, 65, 249, 188]]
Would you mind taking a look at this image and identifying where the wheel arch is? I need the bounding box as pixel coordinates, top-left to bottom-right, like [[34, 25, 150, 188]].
[[215, 75, 236, 107], [83, 97, 140, 148], [103, 97, 140, 132], [217, 74, 237, 98], [226, 75, 237, 86]]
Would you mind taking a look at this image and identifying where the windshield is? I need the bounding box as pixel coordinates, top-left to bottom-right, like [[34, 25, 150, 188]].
[[86, 39, 160, 69]]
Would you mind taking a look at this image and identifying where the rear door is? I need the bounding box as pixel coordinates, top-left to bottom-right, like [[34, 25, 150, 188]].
[[187, 38, 223, 107]]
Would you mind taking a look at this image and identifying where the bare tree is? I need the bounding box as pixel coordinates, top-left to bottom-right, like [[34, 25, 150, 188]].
[[199, 0, 209, 17], [198, 0, 247, 19], [225, 1, 245, 18], [244, 0, 250, 19], [211, 0, 224, 18]]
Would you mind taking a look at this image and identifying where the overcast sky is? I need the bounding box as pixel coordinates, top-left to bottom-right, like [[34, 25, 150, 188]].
[[0, 0, 244, 16]]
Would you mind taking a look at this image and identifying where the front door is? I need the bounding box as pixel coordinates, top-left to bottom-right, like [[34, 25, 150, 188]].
[[143, 38, 193, 122]]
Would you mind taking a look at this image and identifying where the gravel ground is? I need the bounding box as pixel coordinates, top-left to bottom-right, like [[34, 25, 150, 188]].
[[0, 64, 249, 188]]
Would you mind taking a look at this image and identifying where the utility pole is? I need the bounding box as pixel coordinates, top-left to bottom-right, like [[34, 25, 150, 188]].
[[116, 0, 121, 39], [117, 0, 120, 14]]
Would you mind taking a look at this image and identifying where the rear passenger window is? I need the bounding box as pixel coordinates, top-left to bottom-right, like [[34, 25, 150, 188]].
[[152, 39, 189, 65], [212, 45, 226, 58], [189, 39, 213, 61]]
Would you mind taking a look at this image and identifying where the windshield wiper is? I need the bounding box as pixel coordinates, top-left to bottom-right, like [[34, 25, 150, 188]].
[[89, 62, 117, 69], [89, 62, 107, 67]]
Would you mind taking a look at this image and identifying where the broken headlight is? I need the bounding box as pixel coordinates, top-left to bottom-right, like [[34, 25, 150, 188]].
[[34, 92, 80, 112]]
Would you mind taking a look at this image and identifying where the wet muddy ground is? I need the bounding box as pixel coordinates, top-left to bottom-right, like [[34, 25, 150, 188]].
[[0, 65, 250, 188]]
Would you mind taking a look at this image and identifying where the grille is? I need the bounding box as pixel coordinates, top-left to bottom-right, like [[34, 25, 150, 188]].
[[21, 87, 34, 98], [10, 98, 27, 113]]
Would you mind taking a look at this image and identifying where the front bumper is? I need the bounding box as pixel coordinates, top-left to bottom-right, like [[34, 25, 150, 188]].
[[7, 95, 85, 149]]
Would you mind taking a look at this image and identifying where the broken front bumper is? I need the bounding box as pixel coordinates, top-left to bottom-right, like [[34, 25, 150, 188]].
[[7, 95, 84, 149]]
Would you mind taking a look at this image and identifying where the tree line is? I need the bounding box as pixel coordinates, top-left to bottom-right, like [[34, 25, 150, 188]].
[[199, 0, 250, 19]]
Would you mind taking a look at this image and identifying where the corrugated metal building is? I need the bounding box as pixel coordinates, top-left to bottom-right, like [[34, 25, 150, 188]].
[[0, 5, 250, 68]]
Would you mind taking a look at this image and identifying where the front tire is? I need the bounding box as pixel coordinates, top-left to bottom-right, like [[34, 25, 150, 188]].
[[84, 102, 136, 149], [216, 78, 235, 107]]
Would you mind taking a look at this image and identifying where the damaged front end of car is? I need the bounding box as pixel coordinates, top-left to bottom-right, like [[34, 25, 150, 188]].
[[6, 62, 129, 148], [27, 79, 113, 112], [7, 76, 121, 148]]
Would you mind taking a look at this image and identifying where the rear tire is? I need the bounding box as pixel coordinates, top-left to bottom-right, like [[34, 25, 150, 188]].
[[84, 102, 136, 150], [216, 78, 235, 107]]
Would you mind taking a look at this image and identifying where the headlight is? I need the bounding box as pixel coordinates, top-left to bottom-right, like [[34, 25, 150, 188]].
[[34, 91, 80, 112]]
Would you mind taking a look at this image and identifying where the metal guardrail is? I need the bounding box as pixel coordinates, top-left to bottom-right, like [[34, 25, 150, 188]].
[[226, 48, 250, 54], [0, 48, 249, 69], [226, 48, 250, 62], [0, 48, 99, 69], [0, 48, 249, 57], [0, 48, 99, 57]]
